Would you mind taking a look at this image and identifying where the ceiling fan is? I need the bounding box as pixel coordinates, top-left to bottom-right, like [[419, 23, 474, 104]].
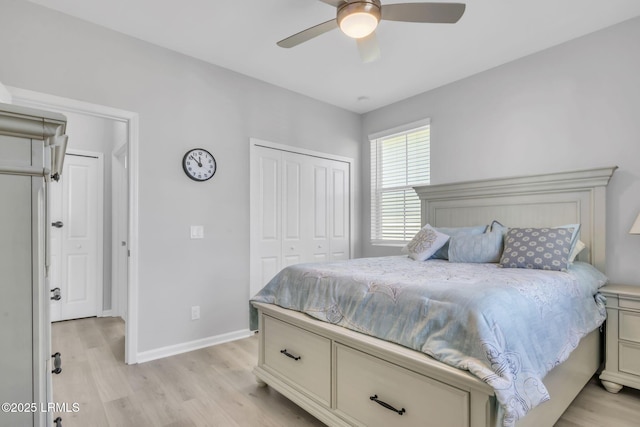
[[277, 1, 466, 63]]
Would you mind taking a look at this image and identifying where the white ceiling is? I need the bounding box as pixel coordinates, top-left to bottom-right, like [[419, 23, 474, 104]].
[[25, 0, 640, 114]]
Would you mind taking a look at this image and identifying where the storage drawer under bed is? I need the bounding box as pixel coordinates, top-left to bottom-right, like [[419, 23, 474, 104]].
[[262, 315, 331, 405], [335, 343, 469, 427]]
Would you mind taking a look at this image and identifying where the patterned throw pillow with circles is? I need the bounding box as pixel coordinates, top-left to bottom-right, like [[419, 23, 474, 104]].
[[499, 227, 574, 271]]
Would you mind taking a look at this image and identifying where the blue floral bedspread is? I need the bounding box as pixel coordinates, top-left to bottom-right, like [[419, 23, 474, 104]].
[[250, 256, 607, 426]]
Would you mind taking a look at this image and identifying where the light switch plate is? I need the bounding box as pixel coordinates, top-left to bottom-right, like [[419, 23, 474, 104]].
[[190, 225, 204, 239]]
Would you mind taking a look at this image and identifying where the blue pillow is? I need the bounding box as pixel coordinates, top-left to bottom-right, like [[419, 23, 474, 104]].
[[448, 230, 504, 263], [430, 225, 488, 260]]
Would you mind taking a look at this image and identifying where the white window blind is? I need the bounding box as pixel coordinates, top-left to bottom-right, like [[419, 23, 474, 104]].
[[370, 119, 430, 244]]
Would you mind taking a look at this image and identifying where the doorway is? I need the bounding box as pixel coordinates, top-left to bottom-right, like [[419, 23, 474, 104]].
[[9, 86, 140, 364]]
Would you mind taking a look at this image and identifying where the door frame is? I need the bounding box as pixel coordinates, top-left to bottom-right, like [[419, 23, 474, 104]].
[[111, 142, 128, 321], [55, 149, 105, 320], [10, 86, 141, 364], [249, 138, 356, 298]]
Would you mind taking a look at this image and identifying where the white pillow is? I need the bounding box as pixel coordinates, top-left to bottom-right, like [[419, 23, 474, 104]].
[[404, 224, 450, 261], [569, 240, 586, 263]]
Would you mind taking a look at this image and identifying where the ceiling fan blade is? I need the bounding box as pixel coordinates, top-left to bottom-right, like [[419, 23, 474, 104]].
[[381, 2, 466, 23], [318, 0, 347, 6], [356, 32, 381, 63], [277, 19, 339, 48]]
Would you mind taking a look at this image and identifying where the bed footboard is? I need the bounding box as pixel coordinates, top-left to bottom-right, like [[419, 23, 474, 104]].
[[253, 302, 497, 427], [253, 302, 600, 427]]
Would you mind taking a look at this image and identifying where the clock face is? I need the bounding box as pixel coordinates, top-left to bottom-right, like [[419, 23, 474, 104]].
[[182, 148, 216, 181]]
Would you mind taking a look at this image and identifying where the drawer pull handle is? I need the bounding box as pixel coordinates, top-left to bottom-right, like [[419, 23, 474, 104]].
[[280, 349, 301, 361], [51, 287, 62, 301], [54, 416, 63, 427], [52, 352, 62, 374], [369, 395, 405, 416]]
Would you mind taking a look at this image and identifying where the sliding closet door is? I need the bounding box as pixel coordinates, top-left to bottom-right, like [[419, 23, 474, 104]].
[[308, 158, 330, 263], [250, 146, 282, 298], [250, 144, 351, 298], [329, 160, 350, 261], [282, 152, 304, 267], [282, 152, 349, 266], [305, 155, 350, 263]]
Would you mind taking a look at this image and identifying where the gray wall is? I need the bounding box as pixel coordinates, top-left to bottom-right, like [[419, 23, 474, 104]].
[[362, 17, 640, 286], [0, 0, 362, 353]]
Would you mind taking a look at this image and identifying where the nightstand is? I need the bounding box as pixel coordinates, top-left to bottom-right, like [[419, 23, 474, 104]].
[[599, 284, 640, 393]]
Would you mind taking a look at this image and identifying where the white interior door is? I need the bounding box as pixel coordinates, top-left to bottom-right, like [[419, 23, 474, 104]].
[[50, 153, 103, 322], [282, 152, 303, 267], [250, 143, 351, 298], [308, 158, 330, 263], [250, 146, 282, 298], [329, 160, 350, 261]]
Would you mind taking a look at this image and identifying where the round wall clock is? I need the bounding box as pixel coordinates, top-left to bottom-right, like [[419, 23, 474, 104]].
[[182, 148, 217, 181]]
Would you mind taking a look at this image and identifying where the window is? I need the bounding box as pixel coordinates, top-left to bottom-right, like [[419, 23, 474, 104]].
[[370, 119, 430, 244]]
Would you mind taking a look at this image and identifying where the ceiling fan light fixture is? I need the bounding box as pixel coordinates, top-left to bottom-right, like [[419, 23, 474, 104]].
[[337, 1, 381, 39]]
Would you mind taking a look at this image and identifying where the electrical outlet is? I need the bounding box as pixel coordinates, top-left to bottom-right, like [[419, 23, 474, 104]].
[[191, 305, 200, 320]]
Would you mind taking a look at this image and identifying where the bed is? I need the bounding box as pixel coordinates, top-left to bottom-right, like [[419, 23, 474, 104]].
[[250, 166, 617, 427]]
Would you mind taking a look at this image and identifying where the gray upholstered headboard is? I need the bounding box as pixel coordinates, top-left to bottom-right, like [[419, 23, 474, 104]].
[[413, 167, 617, 272]]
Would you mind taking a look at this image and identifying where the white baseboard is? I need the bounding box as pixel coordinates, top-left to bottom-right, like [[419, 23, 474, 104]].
[[100, 310, 114, 318], [136, 329, 252, 363]]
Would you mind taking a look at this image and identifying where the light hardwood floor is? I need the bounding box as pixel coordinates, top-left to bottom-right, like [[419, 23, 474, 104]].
[[52, 317, 640, 427]]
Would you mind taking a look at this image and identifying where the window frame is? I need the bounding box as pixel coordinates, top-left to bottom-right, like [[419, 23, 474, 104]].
[[369, 118, 431, 246]]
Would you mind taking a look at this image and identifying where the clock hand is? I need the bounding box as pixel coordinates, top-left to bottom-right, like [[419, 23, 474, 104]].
[[189, 155, 203, 167]]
